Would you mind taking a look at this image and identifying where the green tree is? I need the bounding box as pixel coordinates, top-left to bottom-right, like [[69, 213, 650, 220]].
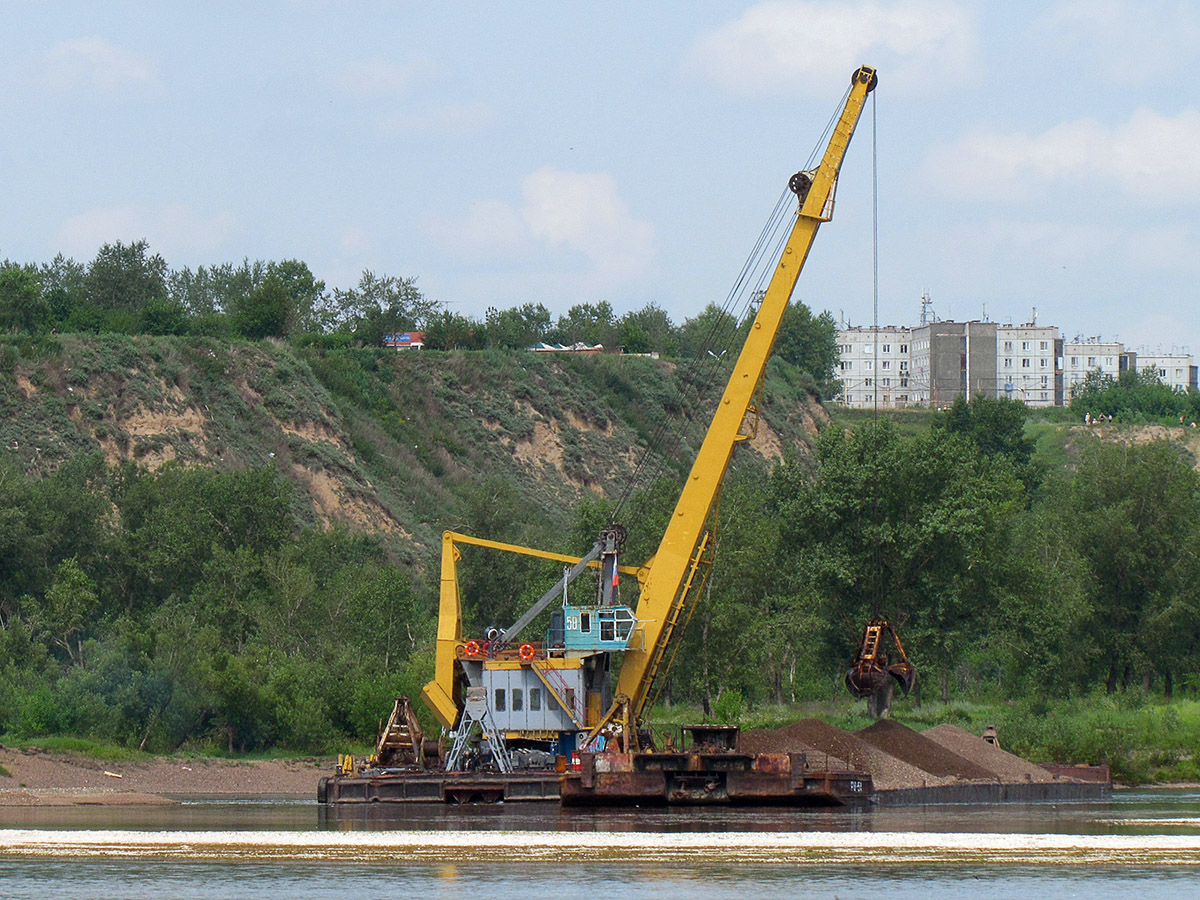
[[618, 303, 676, 355], [678, 303, 740, 359], [39, 254, 86, 327], [321, 270, 438, 343], [1064, 438, 1200, 694], [268, 259, 326, 335], [933, 393, 1038, 491], [773, 421, 1026, 701], [424, 310, 483, 349], [84, 240, 168, 328], [0, 264, 48, 333], [773, 301, 838, 395], [552, 301, 618, 348], [484, 303, 551, 349], [34, 558, 98, 667], [234, 273, 292, 339], [1070, 368, 1189, 421]]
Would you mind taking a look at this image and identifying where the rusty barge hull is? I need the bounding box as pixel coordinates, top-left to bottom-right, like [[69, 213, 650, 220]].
[[318, 750, 871, 807], [318, 770, 561, 804], [560, 750, 869, 807]]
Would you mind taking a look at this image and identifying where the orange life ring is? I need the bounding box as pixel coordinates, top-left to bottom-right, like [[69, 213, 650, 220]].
[[519, 643, 535, 660], [464, 640, 481, 657]]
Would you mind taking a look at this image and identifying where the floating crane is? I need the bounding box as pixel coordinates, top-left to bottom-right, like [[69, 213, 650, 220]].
[[323, 65, 879, 806]]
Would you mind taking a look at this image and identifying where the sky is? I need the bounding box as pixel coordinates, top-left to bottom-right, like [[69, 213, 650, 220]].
[[3, 0, 1199, 353]]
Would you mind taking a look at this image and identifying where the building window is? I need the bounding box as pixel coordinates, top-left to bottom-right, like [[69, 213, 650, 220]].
[[841, 361, 852, 370], [900, 377, 908, 387], [1071, 356, 1079, 366], [1087, 357, 1097, 367], [899, 361, 908, 371], [882, 378, 891, 386], [1041, 375, 1049, 386], [1040, 341, 1049, 350], [864, 360, 873, 370], [1022, 341, 1030, 351], [1003, 341, 1013, 351], [1004, 358, 1012, 368], [882, 360, 890, 369], [1040, 358, 1048, 367], [494, 689, 506, 712], [882, 344, 891, 353], [863, 344, 874, 354], [864, 378, 872, 386], [900, 344, 908, 353], [1022, 359, 1030, 368]]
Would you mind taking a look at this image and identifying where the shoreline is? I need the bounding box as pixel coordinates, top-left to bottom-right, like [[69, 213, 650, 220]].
[[0, 746, 331, 806]]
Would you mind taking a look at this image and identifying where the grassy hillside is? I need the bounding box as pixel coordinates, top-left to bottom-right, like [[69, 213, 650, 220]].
[[0, 334, 828, 570]]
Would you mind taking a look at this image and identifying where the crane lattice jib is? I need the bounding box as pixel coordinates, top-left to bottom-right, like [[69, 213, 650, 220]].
[[617, 65, 877, 722]]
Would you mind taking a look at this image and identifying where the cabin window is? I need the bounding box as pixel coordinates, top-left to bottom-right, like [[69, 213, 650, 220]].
[[512, 689, 523, 711], [494, 689, 506, 711], [580, 612, 591, 633], [600, 616, 616, 642], [530, 688, 542, 711]]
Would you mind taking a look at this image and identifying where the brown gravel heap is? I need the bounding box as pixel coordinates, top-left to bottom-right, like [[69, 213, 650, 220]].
[[738, 723, 850, 770], [922, 724, 1056, 783], [774, 718, 950, 791], [856, 719, 995, 780]]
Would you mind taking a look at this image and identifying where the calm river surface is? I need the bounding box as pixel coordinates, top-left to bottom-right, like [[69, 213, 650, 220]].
[[3, 789, 1200, 899]]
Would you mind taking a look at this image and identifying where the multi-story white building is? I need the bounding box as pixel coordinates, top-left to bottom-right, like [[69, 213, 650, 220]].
[[833, 303, 1166, 409], [835, 326, 913, 409], [996, 323, 1060, 407], [1063, 338, 1130, 399], [1134, 351, 1197, 393]]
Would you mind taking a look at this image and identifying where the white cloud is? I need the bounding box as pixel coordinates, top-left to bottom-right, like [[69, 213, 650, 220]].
[[520, 169, 655, 280], [40, 37, 159, 96], [688, 0, 975, 96], [382, 103, 497, 136], [925, 108, 1200, 204], [423, 168, 655, 289], [1035, 0, 1200, 86], [54, 204, 238, 262], [337, 56, 436, 97]]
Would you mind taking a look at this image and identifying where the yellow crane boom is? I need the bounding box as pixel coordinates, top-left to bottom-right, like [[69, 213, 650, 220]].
[[616, 65, 877, 722]]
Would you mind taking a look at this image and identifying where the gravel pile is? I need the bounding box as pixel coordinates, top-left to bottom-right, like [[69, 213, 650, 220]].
[[782, 718, 950, 791], [922, 724, 1056, 783], [738, 723, 851, 770], [856, 720, 995, 780]]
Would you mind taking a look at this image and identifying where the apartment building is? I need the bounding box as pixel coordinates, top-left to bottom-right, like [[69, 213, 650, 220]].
[[1063, 339, 1132, 399], [835, 326, 913, 409], [833, 305, 1187, 408], [909, 321, 998, 407], [996, 324, 1061, 407], [1134, 352, 1197, 393]]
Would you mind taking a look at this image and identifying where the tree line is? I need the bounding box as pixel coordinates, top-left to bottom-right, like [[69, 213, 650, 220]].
[[660, 392, 1200, 712], [2, 388, 1198, 753], [0, 240, 840, 396]]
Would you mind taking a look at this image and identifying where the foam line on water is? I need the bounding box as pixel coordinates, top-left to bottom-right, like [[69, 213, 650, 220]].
[[3, 830, 1200, 865]]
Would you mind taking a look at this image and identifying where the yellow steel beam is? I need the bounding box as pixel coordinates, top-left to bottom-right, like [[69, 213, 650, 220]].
[[616, 66, 877, 720]]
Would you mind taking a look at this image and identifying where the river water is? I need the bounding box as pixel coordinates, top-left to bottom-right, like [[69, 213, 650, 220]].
[[3, 789, 1200, 898]]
